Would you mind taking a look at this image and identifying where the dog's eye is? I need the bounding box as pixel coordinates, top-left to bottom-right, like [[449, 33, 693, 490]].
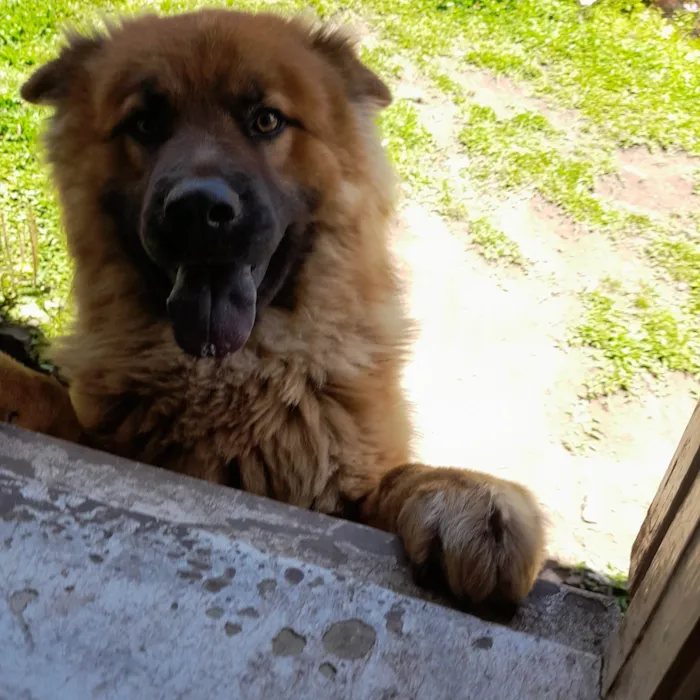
[[135, 114, 158, 139], [126, 110, 168, 146], [250, 108, 285, 137], [113, 95, 172, 147]]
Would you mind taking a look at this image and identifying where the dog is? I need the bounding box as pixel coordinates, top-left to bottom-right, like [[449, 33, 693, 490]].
[[0, 9, 545, 603]]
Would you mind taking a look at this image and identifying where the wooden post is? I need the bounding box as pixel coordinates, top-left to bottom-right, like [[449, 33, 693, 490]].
[[603, 399, 700, 700], [629, 400, 700, 596]]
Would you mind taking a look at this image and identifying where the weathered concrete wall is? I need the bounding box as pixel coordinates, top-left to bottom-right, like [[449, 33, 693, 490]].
[[0, 425, 613, 699]]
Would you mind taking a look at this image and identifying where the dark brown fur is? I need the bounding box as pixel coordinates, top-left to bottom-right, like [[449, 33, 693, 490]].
[[1, 10, 545, 602]]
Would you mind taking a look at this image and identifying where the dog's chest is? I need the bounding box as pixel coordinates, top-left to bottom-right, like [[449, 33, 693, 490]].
[[160, 333, 374, 508]]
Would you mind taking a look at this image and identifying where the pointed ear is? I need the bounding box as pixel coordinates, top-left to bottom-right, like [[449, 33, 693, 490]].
[[306, 24, 392, 110], [21, 33, 103, 106]]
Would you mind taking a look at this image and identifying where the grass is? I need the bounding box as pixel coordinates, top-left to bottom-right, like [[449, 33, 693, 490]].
[[571, 281, 700, 397], [457, 104, 637, 231], [380, 100, 435, 195], [648, 236, 700, 316], [468, 218, 527, 267], [361, 52, 527, 266], [360, 0, 700, 155]]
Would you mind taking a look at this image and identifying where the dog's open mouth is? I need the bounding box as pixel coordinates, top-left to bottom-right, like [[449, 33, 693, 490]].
[[166, 263, 261, 358]]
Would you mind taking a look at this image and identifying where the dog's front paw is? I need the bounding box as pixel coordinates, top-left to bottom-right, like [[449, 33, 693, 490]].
[[0, 352, 82, 441], [392, 467, 546, 603]]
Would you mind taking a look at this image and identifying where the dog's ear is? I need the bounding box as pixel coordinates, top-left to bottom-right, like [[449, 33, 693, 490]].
[[21, 33, 103, 106], [307, 24, 392, 110]]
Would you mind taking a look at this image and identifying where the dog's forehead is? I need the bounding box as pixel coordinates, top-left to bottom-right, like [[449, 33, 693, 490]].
[[99, 12, 320, 105]]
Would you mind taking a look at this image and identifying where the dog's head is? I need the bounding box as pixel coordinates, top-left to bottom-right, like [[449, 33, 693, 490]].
[[22, 11, 391, 357]]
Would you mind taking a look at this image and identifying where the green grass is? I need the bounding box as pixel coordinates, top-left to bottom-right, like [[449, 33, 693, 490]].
[[0, 1, 72, 332], [468, 218, 527, 267], [571, 282, 700, 397], [457, 103, 651, 232], [380, 100, 435, 195], [376, 97, 527, 269], [647, 235, 700, 316], [359, 0, 700, 155]]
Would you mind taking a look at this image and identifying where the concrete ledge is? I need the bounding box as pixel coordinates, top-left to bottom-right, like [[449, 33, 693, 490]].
[[0, 425, 613, 699]]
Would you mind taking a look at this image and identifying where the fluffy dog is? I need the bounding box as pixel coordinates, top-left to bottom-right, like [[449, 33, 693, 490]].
[[0, 9, 545, 602]]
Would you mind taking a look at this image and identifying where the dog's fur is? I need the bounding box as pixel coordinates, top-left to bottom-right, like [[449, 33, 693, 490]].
[[0, 10, 545, 603]]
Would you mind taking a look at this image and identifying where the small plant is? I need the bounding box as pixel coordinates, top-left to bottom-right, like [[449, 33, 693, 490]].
[[468, 217, 527, 267], [604, 564, 630, 613]]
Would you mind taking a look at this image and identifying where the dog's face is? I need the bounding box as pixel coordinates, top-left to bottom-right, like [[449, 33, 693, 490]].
[[22, 11, 391, 357]]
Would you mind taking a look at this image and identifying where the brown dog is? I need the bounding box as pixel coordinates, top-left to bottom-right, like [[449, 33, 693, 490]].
[[1, 9, 545, 603]]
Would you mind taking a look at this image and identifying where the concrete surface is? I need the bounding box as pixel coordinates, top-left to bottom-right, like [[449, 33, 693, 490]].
[[0, 425, 615, 699]]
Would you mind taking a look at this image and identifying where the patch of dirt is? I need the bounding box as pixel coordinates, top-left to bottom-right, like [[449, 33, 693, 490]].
[[597, 146, 700, 216], [507, 195, 654, 283], [435, 56, 581, 131], [394, 70, 461, 150]]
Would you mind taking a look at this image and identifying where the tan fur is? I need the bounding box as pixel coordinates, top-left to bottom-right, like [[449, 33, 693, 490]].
[[1, 10, 545, 603], [0, 353, 82, 442]]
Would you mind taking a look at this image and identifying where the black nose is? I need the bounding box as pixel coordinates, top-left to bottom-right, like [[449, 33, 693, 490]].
[[163, 177, 240, 232]]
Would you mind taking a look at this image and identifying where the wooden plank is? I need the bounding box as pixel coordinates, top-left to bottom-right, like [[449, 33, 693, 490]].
[[603, 471, 700, 694], [629, 399, 700, 595], [604, 523, 700, 700], [673, 652, 700, 700]]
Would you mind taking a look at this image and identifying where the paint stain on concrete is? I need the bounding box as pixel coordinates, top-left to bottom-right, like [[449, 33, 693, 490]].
[[206, 607, 224, 619], [10, 588, 38, 614], [186, 559, 211, 571], [177, 569, 203, 581], [322, 619, 376, 660], [257, 578, 277, 598], [319, 662, 337, 680], [239, 607, 260, 618], [271, 628, 306, 657], [203, 576, 231, 593], [9, 588, 39, 650], [284, 567, 304, 585], [225, 622, 242, 637], [384, 604, 405, 637], [472, 636, 494, 650], [88, 554, 104, 564]]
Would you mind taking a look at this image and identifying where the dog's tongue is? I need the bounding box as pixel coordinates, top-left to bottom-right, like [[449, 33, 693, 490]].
[[167, 264, 257, 357]]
